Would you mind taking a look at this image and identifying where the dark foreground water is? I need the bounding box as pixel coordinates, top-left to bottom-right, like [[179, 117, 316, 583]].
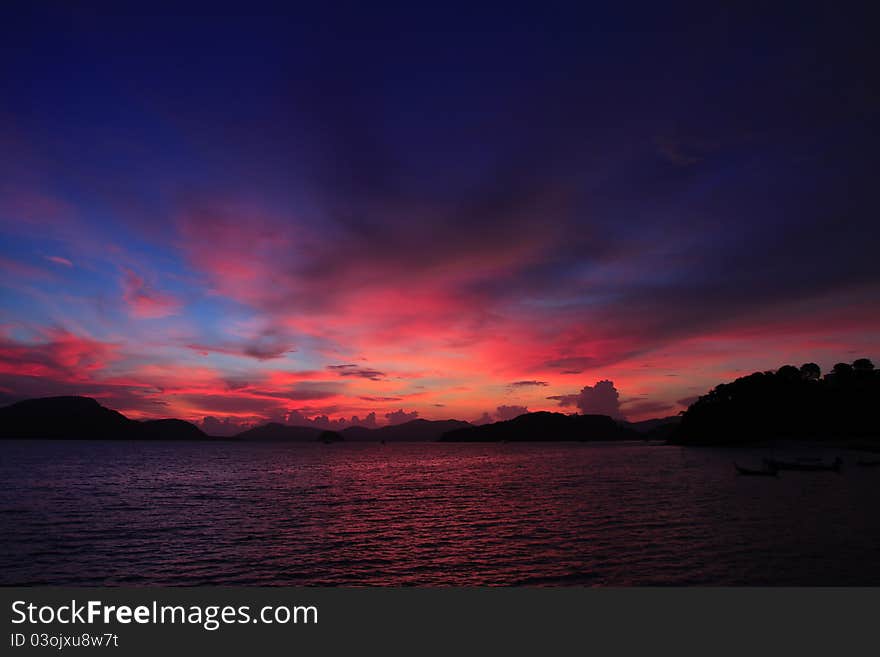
[[2, 440, 880, 586]]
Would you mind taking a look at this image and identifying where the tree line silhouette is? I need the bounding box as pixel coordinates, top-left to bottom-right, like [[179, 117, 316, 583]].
[[673, 358, 879, 445]]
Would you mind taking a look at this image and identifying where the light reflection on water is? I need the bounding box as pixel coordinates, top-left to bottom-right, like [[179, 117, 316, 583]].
[[2, 441, 879, 585]]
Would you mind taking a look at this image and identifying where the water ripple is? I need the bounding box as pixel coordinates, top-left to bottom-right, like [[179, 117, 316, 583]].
[[1, 441, 879, 585]]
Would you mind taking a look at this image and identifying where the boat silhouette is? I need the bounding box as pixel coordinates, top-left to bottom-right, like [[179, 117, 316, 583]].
[[763, 457, 842, 472], [734, 462, 779, 477]]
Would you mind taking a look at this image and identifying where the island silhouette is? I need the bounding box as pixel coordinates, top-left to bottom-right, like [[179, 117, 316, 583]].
[[439, 411, 637, 442], [0, 396, 207, 441], [0, 396, 472, 443], [232, 418, 471, 442], [672, 358, 879, 445], [0, 358, 876, 445]]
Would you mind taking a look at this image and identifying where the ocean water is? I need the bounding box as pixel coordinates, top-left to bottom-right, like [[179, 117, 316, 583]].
[[1, 440, 879, 586]]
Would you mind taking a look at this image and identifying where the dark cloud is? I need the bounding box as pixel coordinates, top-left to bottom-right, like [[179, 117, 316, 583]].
[[173, 22, 880, 382], [354, 412, 378, 428], [328, 365, 385, 381], [473, 405, 531, 423], [3, 5, 880, 427], [271, 409, 379, 430], [251, 383, 344, 401], [198, 408, 383, 433], [384, 408, 419, 425], [509, 380, 548, 387], [551, 380, 622, 418], [187, 327, 296, 361], [494, 405, 529, 421], [473, 412, 494, 425], [544, 357, 596, 373], [242, 343, 295, 361], [178, 394, 287, 415], [241, 327, 297, 360]]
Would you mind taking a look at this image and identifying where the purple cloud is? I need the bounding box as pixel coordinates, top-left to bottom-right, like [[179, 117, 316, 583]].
[[549, 380, 622, 418]]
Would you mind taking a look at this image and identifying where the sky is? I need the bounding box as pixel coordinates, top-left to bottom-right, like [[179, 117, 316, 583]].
[[1, 3, 878, 432]]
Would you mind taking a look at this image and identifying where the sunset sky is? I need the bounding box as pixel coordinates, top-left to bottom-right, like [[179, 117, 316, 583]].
[[1, 4, 878, 432]]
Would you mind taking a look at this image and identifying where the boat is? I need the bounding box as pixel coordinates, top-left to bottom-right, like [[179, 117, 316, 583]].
[[735, 463, 778, 477], [763, 457, 842, 472]]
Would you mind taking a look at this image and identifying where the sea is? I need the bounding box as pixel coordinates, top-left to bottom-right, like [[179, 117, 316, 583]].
[[2, 440, 879, 585]]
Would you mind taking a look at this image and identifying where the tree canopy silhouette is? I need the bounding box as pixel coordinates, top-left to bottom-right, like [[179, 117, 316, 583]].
[[673, 358, 879, 445], [799, 362, 821, 381]]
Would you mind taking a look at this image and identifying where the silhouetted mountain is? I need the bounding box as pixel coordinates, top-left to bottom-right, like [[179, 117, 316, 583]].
[[233, 418, 470, 442], [0, 396, 207, 440], [233, 423, 321, 442], [138, 418, 208, 441], [622, 416, 680, 433], [621, 415, 681, 441], [440, 411, 638, 442], [8, 358, 874, 448], [343, 419, 471, 442], [671, 358, 880, 445]]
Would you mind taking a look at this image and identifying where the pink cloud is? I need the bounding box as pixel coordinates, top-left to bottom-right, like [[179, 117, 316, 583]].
[[44, 255, 73, 267], [384, 408, 419, 425], [0, 328, 119, 380], [3, 185, 878, 428], [121, 269, 181, 319]]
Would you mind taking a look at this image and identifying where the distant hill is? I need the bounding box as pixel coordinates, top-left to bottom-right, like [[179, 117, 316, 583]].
[[0, 396, 472, 443], [234, 423, 322, 442], [622, 416, 680, 433], [343, 419, 471, 442], [440, 411, 638, 442], [234, 418, 470, 442], [0, 396, 207, 440], [621, 415, 681, 441], [139, 418, 209, 441]]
